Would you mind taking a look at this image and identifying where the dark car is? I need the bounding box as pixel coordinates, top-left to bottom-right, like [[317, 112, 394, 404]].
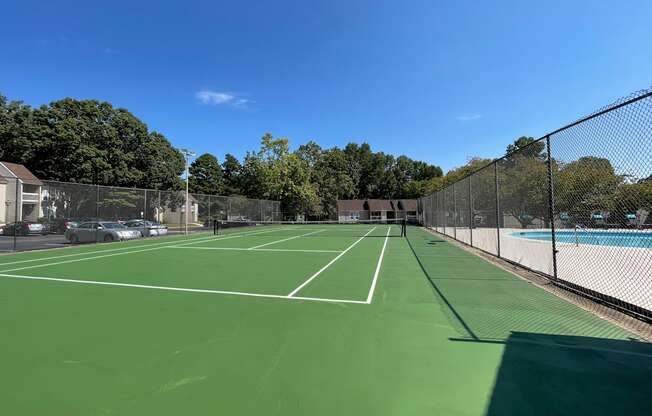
[[0, 221, 48, 236], [47, 218, 86, 234]]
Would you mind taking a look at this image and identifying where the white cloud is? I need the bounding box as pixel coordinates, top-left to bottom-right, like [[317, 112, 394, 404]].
[[196, 90, 235, 105], [195, 90, 254, 109], [456, 114, 482, 121]]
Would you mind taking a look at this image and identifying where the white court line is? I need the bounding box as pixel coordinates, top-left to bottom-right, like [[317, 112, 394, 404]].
[[0, 233, 220, 267], [287, 227, 377, 297], [167, 246, 342, 253], [0, 273, 368, 305], [248, 229, 325, 250], [365, 226, 391, 304], [0, 228, 286, 274]]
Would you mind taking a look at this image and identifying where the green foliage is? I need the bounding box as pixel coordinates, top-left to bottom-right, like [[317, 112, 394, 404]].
[[189, 153, 223, 195], [221, 153, 243, 195], [1, 92, 444, 219], [0, 94, 185, 189], [498, 157, 550, 227]]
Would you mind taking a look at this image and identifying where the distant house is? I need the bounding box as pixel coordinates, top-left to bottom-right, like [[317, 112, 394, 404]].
[[0, 162, 43, 224], [154, 193, 199, 225], [337, 199, 418, 222]]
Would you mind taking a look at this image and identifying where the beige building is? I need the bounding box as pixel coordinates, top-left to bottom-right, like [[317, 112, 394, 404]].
[[154, 194, 199, 224], [0, 162, 43, 224]]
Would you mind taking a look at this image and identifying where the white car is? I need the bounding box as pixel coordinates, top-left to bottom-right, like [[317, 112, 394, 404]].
[[65, 221, 142, 243], [123, 220, 168, 237]]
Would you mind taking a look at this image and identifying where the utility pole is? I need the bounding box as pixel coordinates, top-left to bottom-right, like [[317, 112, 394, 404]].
[[180, 148, 196, 235]]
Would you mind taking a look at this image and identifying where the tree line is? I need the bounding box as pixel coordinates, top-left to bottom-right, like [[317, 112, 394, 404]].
[[0, 94, 442, 218], [426, 137, 652, 227]]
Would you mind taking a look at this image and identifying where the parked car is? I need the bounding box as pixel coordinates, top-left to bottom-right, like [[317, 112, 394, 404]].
[[124, 220, 168, 237], [47, 218, 88, 234], [64, 221, 142, 244], [0, 221, 48, 236]]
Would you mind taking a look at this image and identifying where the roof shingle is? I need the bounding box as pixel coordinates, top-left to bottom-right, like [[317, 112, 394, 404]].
[[0, 162, 43, 185], [366, 199, 393, 211], [337, 200, 366, 211]]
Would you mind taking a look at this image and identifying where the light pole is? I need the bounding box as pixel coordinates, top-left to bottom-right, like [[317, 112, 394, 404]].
[[180, 148, 196, 235]]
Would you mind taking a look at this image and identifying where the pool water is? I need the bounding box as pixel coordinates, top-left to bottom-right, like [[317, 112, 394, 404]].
[[511, 230, 652, 248]]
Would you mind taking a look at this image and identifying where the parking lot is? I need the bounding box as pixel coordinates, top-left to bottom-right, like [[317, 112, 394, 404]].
[[0, 227, 207, 252], [0, 234, 69, 252]]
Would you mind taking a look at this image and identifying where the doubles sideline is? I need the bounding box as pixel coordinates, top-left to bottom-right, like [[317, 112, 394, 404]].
[[0, 227, 289, 274]]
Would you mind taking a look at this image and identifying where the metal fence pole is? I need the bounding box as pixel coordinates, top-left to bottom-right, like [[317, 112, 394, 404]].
[[143, 189, 147, 219], [208, 196, 212, 227], [95, 184, 100, 244], [443, 191, 446, 235], [469, 177, 473, 247], [494, 162, 501, 258], [13, 178, 19, 251], [545, 136, 558, 280], [452, 186, 457, 240]]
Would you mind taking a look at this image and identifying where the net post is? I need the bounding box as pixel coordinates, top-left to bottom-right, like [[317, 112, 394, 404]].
[[402, 217, 407, 237]]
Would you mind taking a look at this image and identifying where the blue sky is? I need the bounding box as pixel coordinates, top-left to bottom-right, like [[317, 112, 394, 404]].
[[1, 0, 651, 172]]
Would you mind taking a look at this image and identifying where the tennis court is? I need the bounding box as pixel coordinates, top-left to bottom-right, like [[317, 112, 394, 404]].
[[0, 223, 650, 415]]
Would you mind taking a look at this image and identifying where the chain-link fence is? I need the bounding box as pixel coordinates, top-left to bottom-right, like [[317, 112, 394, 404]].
[[419, 88, 652, 327], [0, 178, 281, 252]]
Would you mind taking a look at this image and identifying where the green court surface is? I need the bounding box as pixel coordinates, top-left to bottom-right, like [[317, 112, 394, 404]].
[[0, 225, 650, 415]]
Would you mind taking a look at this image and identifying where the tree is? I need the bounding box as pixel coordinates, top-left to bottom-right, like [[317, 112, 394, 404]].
[[222, 153, 243, 195], [492, 137, 549, 228], [0, 94, 185, 189], [555, 157, 623, 223], [498, 156, 550, 228], [505, 136, 545, 163], [189, 153, 223, 195]]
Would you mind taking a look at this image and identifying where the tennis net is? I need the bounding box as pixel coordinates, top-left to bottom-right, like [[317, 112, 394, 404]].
[[216, 219, 406, 238]]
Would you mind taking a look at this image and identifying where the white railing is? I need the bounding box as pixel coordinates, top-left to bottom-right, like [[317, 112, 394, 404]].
[[21, 192, 40, 202]]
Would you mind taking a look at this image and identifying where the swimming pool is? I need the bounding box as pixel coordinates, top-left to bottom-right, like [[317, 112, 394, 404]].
[[511, 230, 652, 248]]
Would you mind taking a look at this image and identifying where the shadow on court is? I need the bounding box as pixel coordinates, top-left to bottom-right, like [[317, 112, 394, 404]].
[[406, 228, 652, 415], [477, 332, 652, 416], [405, 228, 635, 341]]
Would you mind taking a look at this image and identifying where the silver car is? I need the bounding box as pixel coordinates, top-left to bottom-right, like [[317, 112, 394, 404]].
[[123, 220, 169, 237], [65, 221, 142, 244]]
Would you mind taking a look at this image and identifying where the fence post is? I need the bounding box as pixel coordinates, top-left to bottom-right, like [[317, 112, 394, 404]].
[[545, 136, 559, 280], [452, 186, 457, 240], [95, 184, 100, 244], [13, 178, 19, 251], [208, 196, 212, 226], [494, 162, 501, 258], [468, 177, 473, 247], [443, 191, 447, 235], [143, 189, 147, 219]]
